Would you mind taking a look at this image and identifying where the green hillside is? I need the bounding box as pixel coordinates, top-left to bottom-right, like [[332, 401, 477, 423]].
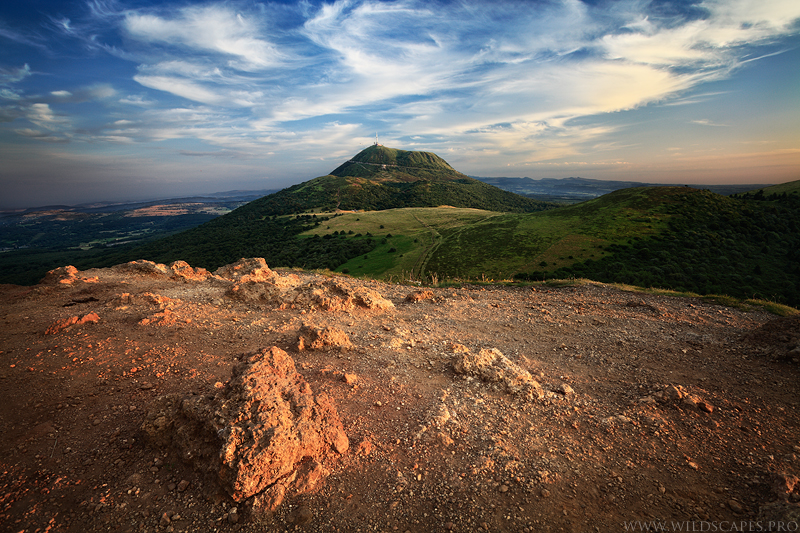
[[734, 179, 800, 199], [303, 186, 800, 307]]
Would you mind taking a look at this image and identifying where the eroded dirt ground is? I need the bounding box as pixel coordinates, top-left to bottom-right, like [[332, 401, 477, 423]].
[[1, 261, 799, 533]]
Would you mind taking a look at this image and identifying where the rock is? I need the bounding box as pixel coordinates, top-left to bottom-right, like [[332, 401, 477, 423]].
[[768, 472, 799, 498], [556, 383, 574, 395], [663, 385, 684, 402], [449, 343, 470, 354], [297, 324, 353, 351], [728, 499, 744, 513], [499, 484, 509, 493], [40, 265, 80, 285], [217, 258, 393, 311], [141, 346, 348, 512], [177, 479, 190, 492], [45, 312, 100, 335], [405, 290, 434, 303], [697, 400, 714, 413], [453, 347, 543, 400], [435, 432, 454, 447], [214, 257, 276, 282], [159, 512, 171, 526], [355, 438, 373, 456], [343, 373, 358, 385], [758, 501, 800, 522], [293, 505, 313, 525], [114, 260, 170, 277], [169, 260, 211, 281], [681, 395, 699, 408]]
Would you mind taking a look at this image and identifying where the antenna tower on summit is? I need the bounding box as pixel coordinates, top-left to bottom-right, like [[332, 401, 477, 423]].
[[374, 133, 381, 146]]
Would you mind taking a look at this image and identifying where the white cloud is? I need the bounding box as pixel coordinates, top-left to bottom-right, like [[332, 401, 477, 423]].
[[123, 5, 283, 70]]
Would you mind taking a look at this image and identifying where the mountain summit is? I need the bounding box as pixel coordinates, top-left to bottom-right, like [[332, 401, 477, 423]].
[[330, 145, 461, 182]]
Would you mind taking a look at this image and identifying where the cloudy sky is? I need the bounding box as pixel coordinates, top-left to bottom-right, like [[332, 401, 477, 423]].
[[1, 0, 799, 208]]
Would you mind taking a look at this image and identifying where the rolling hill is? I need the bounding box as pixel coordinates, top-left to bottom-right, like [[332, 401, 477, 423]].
[[296, 186, 800, 307]]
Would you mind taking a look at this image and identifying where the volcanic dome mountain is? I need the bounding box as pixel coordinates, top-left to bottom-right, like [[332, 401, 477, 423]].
[[234, 145, 554, 216]]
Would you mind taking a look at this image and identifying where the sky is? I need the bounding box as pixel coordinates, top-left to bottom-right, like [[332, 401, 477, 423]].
[[1, 0, 799, 208]]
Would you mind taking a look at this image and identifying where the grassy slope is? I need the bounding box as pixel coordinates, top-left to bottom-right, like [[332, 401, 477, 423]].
[[304, 186, 800, 307], [749, 179, 800, 197]]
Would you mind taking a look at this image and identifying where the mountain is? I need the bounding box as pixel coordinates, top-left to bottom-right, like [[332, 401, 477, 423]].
[[222, 145, 555, 217]]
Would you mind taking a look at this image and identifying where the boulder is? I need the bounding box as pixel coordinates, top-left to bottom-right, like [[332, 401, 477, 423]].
[[297, 324, 353, 351], [40, 265, 80, 285], [169, 260, 212, 281], [453, 347, 543, 400], [215, 257, 278, 283], [141, 346, 348, 511], [114, 260, 170, 277], [216, 259, 394, 311]]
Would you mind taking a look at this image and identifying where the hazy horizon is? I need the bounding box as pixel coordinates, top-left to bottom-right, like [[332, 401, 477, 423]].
[[2, 0, 799, 208]]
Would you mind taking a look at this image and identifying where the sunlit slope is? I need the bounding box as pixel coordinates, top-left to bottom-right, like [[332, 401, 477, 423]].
[[737, 179, 800, 198], [312, 186, 673, 280], [313, 186, 800, 306]]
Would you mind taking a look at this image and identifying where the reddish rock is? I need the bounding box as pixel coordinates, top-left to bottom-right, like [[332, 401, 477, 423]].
[[40, 265, 80, 285], [141, 346, 348, 511], [297, 324, 353, 351], [170, 260, 211, 281], [405, 290, 434, 303], [114, 260, 170, 277], [453, 347, 544, 400], [45, 312, 100, 335]]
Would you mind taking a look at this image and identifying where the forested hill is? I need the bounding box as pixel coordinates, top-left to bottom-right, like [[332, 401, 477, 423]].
[[519, 187, 800, 306]]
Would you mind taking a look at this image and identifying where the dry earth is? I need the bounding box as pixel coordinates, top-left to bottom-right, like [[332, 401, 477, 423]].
[[1, 259, 800, 533]]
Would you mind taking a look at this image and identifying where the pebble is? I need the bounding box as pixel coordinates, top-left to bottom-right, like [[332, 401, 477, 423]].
[[541, 489, 551, 498], [499, 484, 509, 493], [178, 479, 190, 492], [728, 499, 744, 513], [557, 383, 574, 395], [295, 505, 313, 525]]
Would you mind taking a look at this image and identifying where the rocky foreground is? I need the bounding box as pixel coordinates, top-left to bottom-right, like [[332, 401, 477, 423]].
[[1, 258, 799, 532]]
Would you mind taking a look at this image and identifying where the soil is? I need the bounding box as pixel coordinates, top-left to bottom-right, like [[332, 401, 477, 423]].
[[1, 260, 799, 533]]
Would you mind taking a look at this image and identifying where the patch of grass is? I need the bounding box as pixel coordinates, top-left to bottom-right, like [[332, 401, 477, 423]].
[[744, 299, 799, 317]]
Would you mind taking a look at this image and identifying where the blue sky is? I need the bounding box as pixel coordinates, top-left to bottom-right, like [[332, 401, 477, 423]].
[[1, 0, 798, 208]]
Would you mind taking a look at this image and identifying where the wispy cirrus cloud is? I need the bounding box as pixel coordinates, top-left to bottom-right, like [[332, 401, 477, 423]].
[[123, 5, 285, 70]]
